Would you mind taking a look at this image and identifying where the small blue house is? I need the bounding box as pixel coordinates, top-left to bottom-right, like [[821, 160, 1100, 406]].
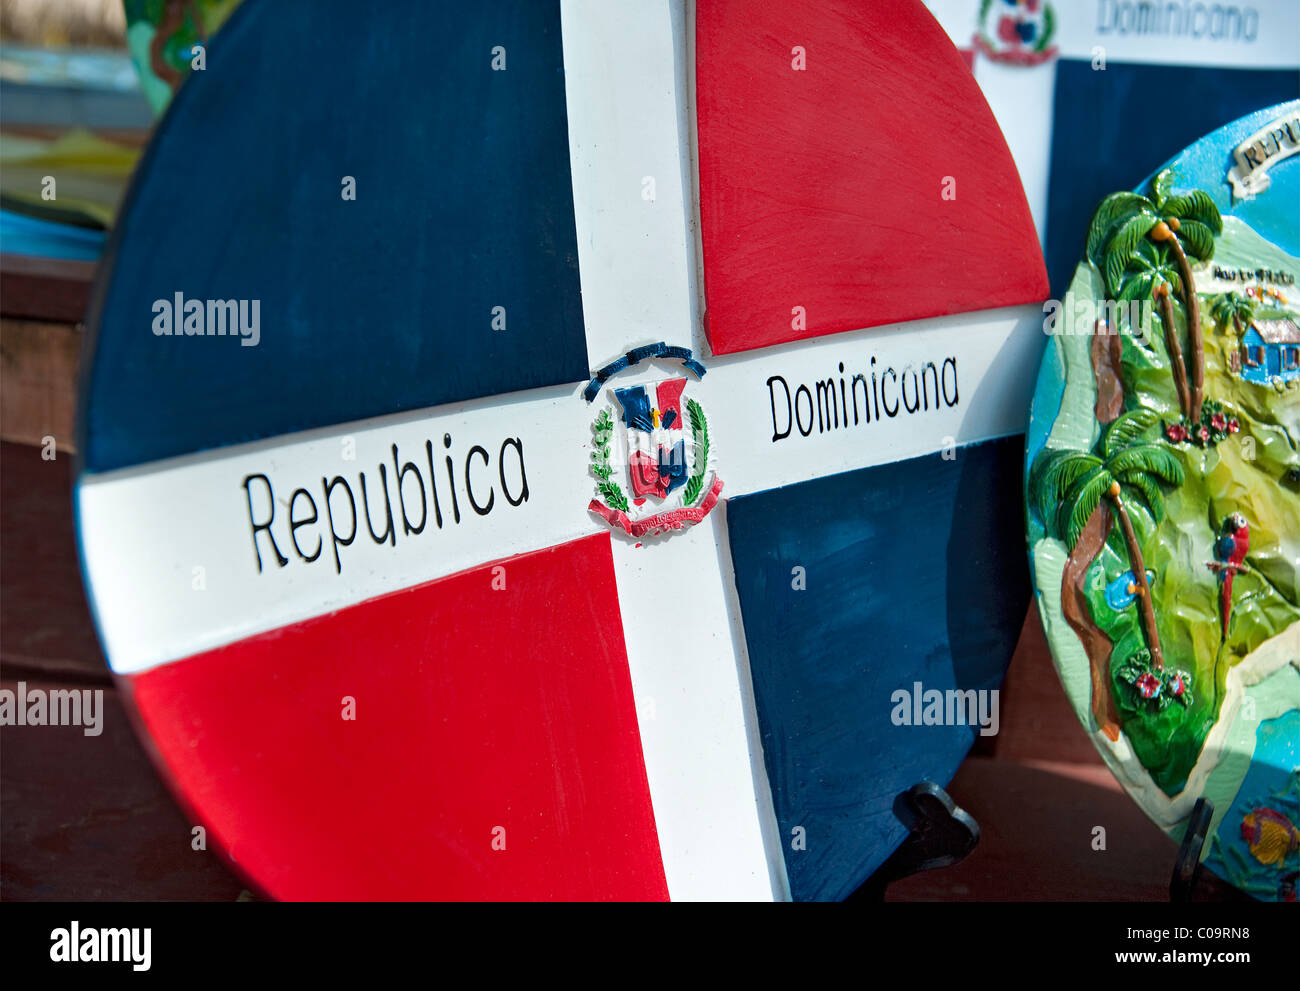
[[1240, 317, 1300, 384]]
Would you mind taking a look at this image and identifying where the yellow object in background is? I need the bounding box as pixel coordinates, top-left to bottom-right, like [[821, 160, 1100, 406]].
[[0, 127, 140, 228]]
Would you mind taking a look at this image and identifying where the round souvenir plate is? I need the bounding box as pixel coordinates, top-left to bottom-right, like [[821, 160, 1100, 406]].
[[1026, 101, 1299, 901], [79, 0, 1047, 900]]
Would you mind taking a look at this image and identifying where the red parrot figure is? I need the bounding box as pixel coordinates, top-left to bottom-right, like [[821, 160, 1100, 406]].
[[1206, 513, 1250, 637]]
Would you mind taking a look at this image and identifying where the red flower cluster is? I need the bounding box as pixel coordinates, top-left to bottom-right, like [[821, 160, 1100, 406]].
[[1117, 649, 1195, 712], [1164, 400, 1239, 449]]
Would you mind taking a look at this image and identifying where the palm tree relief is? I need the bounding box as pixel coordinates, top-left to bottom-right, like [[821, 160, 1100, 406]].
[[1212, 291, 1257, 374], [1030, 409, 1185, 738], [1086, 170, 1223, 424]]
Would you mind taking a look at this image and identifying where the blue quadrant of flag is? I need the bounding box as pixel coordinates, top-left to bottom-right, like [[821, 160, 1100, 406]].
[[726, 438, 1029, 901], [81, 0, 587, 473]]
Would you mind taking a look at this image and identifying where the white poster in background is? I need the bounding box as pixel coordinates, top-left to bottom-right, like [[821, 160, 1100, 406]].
[[922, 0, 1300, 247]]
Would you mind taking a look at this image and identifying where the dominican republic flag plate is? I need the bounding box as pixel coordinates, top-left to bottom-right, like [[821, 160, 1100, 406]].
[[76, 0, 1047, 900]]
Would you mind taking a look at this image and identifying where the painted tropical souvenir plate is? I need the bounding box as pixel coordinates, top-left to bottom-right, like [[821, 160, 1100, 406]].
[[78, 0, 1048, 900], [1026, 102, 1300, 901]]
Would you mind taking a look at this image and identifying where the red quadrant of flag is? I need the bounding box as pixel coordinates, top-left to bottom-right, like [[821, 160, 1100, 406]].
[[123, 533, 669, 900], [695, 0, 1048, 354]]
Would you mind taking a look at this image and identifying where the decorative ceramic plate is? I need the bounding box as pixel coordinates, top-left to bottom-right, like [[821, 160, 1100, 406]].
[[79, 0, 1048, 900], [1026, 102, 1300, 901]]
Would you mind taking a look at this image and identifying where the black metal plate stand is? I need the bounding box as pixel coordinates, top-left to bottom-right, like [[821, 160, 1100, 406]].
[[846, 781, 980, 901]]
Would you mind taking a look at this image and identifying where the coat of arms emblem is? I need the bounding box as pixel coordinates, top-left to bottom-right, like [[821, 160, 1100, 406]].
[[973, 0, 1058, 67], [584, 343, 723, 538]]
